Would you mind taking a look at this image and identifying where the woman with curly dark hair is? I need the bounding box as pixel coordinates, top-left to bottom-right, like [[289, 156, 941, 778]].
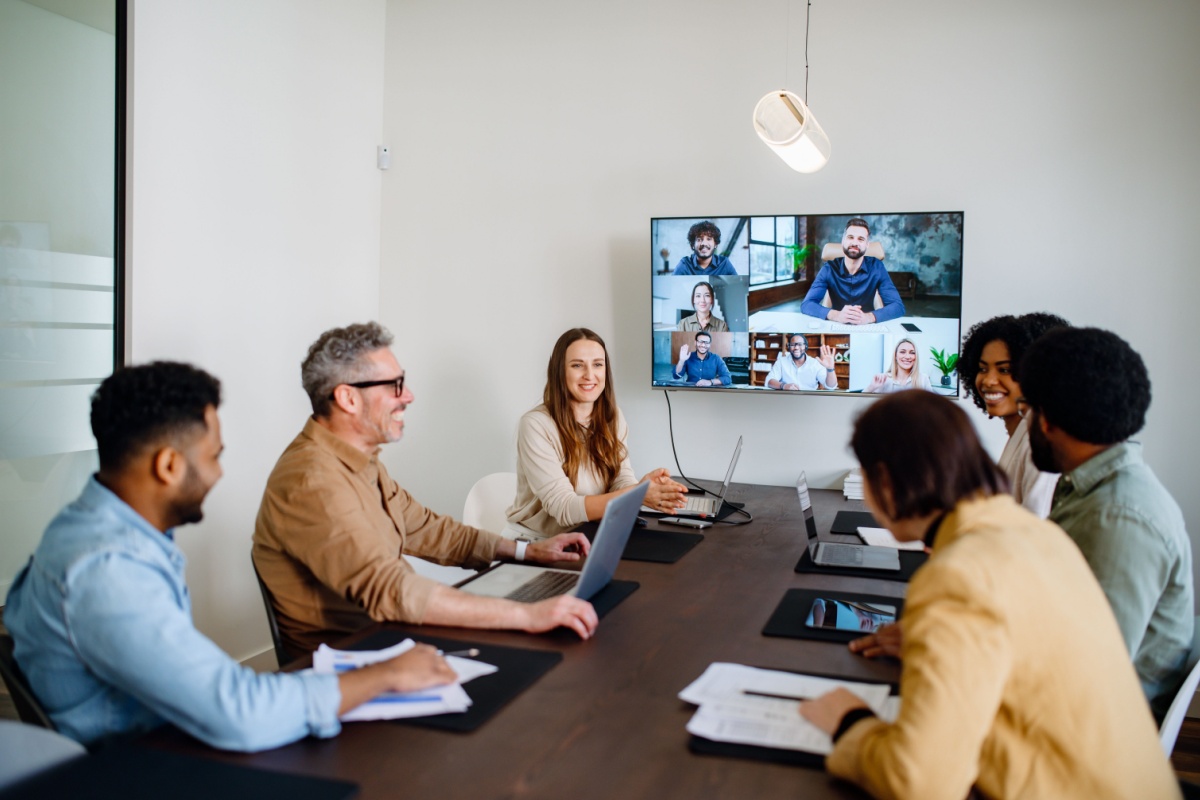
[[956, 312, 1069, 518]]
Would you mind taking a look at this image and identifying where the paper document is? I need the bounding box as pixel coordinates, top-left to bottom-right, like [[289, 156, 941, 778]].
[[857, 526, 926, 551], [680, 663, 893, 755], [313, 639, 497, 721]]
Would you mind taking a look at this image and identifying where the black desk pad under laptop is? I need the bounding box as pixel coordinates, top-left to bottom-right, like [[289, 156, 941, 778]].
[[576, 519, 703, 564], [1, 744, 359, 800], [794, 546, 927, 582]]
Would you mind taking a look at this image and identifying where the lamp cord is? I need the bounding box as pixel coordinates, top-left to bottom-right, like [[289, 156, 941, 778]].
[[662, 391, 753, 525], [805, 0, 812, 105]]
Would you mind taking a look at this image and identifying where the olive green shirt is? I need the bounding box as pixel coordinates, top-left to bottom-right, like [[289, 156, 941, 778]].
[[1050, 441, 1193, 718]]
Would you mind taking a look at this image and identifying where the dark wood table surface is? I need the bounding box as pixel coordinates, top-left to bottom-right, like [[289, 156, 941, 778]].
[[147, 483, 906, 799]]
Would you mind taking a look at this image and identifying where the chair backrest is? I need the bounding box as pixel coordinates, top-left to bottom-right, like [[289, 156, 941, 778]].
[[462, 472, 518, 534], [819, 241, 885, 262], [251, 558, 296, 670], [0, 634, 56, 730], [1160, 615, 1200, 755]]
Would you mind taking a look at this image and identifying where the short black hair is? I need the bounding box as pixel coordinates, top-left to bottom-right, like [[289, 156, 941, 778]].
[[845, 217, 870, 236], [695, 331, 712, 343], [687, 221, 722, 248], [957, 312, 1070, 413], [90, 362, 221, 471], [851, 391, 1008, 520], [788, 333, 808, 349], [1019, 327, 1150, 445]]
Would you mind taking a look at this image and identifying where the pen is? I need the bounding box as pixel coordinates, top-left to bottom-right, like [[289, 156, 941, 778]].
[[439, 648, 480, 658], [742, 689, 810, 702]]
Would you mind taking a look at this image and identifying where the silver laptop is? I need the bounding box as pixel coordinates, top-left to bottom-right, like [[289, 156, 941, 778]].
[[459, 482, 648, 602], [797, 472, 900, 571], [671, 437, 743, 518]]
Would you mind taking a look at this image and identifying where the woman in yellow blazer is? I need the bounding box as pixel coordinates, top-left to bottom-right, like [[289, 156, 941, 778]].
[[799, 391, 1179, 800]]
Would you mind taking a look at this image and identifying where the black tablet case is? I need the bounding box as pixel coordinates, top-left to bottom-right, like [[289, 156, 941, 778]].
[[762, 588, 905, 643]]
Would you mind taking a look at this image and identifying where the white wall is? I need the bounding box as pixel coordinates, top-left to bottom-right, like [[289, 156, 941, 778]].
[[128, 0, 385, 659], [379, 0, 1200, 588]]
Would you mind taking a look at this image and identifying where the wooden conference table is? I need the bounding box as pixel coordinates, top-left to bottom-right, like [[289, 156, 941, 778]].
[[147, 483, 906, 799]]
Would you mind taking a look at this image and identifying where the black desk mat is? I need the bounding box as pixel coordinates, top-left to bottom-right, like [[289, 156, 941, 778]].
[[794, 546, 927, 582], [576, 520, 703, 563], [1, 744, 358, 800], [688, 735, 824, 768], [762, 588, 906, 643], [348, 629, 563, 733], [830, 510, 878, 535]]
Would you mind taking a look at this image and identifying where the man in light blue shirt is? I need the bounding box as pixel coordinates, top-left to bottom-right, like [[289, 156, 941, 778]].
[[1020, 327, 1193, 720], [5, 362, 454, 751]]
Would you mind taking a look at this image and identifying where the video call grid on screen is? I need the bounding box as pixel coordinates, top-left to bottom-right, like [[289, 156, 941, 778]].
[[650, 212, 964, 397]]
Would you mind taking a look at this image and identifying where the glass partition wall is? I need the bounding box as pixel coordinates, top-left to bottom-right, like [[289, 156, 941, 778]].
[[0, 0, 123, 598]]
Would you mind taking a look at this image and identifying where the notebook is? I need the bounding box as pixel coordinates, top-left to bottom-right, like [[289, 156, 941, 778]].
[[796, 472, 900, 571], [460, 482, 647, 601], [670, 436, 743, 518]]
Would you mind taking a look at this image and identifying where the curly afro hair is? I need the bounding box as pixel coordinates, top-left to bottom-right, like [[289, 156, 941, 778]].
[[686, 221, 722, 248], [957, 312, 1070, 413], [1018, 327, 1150, 445], [90, 362, 221, 471]]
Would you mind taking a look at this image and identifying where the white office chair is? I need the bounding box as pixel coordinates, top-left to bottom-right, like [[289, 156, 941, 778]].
[[403, 472, 519, 586], [463, 472, 518, 535], [0, 720, 86, 789], [1159, 615, 1200, 755]]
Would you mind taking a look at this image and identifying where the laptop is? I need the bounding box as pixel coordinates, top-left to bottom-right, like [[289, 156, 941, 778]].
[[796, 472, 900, 571], [459, 482, 648, 602], [669, 436, 743, 518]]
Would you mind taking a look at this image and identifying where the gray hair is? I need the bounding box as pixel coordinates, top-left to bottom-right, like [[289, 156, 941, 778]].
[[302, 322, 394, 416]]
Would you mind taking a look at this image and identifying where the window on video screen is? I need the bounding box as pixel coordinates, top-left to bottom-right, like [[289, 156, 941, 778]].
[[650, 213, 963, 396]]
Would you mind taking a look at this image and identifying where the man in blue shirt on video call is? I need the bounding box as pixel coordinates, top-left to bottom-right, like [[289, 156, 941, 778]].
[[672, 220, 739, 276], [673, 331, 731, 386], [801, 217, 906, 324]]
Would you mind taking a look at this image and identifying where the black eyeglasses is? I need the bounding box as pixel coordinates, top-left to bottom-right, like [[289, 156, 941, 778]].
[[332, 375, 405, 399]]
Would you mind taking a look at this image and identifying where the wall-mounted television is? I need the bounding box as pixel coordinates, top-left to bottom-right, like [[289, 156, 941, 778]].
[[650, 212, 963, 397]]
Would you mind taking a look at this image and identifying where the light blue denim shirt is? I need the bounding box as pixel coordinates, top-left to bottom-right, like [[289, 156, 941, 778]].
[[1050, 441, 1194, 719], [5, 477, 342, 751]]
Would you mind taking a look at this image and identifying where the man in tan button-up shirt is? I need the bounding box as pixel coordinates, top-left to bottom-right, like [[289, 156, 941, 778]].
[[253, 322, 598, 658]]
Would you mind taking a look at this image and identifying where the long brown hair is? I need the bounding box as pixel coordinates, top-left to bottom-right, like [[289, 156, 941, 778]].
[[543, 328, 626, 488]]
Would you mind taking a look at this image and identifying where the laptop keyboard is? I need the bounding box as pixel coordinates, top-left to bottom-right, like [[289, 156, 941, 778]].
[[818, 544, 864, 566], [681, 496, 717, 513], [506, 571, 580, 603]]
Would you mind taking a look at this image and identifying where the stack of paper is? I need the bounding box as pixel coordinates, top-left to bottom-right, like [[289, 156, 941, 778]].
[[679, 663, 898, 755], [857, 526, 926, 551], [843, 469, 864, 500], [314, 639, 498, 721]]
